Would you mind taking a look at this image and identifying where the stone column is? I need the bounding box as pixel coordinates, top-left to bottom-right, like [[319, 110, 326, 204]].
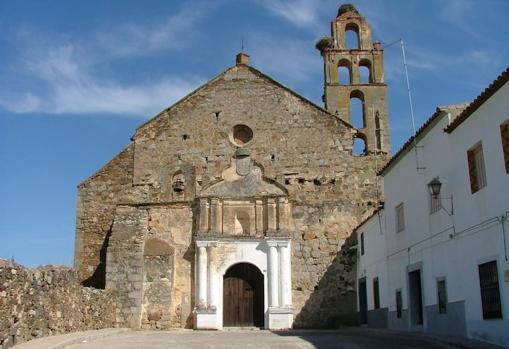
[[199, 199, 209, 233], [197, 245, 208, 308], [352, 59, 360, 84], [279, 241, 292, 307], [267, 198, 277, 233], [255, 199, 264, 234], [268, 242, 279, 307], [207, 245, 217, 309]]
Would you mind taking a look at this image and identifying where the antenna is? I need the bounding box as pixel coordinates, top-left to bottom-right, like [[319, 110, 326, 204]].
[[383, 38, 425, 172], [241, 37, 244, 52]]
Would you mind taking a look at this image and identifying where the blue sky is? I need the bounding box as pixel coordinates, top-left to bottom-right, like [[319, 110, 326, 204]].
[[1, 0, 508, 267]]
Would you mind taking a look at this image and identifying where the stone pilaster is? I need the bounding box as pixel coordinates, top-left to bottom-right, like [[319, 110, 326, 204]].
[[267, 198, 277, 233], [255, 199, 264, 235], [199, 199, 209, 233]]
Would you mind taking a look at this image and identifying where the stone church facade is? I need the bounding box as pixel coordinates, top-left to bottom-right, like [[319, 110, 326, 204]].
[[73, 4, 389, 330]]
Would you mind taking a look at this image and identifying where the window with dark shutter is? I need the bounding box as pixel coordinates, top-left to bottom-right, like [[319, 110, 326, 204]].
[[373, 277, 380, 310], [501, 122, 509, 173], [437, 279, 447, 314], [396, 290, 402, 318], [467, 149, 478, 192], [467, 143, 487, 193], [478, 261, 502, 319], [360, 232, 365, 256]]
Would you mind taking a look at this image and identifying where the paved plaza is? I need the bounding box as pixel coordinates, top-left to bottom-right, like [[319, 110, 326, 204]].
[[15, 328, 507, 349], [21, 329, 461, 349]]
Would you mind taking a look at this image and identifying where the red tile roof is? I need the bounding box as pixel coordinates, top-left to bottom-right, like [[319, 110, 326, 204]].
[[445, 67, 509, 133]]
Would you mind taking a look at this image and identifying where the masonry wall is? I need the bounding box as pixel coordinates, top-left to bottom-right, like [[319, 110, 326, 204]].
[[74, 144, 134, 286], [0, 259, 115, 348], [75, 64, 387, 328]]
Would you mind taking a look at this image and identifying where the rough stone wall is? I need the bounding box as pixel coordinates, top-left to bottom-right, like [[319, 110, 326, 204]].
[[76, 64, 386, 328], [75, 144, 134, 286], [105, 205, 193, 330], [0, 259, 115, 348], [291, 205, 360, 327]]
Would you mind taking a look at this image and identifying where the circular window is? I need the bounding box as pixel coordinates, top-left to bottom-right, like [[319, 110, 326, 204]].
[[231, 124, 253, 146]]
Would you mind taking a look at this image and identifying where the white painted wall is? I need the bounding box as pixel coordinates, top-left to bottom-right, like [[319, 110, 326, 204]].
[[356, 209, 389, 312], [357, 81, 509, 346]]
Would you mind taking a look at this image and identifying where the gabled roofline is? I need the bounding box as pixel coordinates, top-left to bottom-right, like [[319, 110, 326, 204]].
[[133, 63, 355, 139], [378, 105, 466, 176], [352, 203, 384, 233], [444, 67, 509, 133], [77, 143, 133, 188]]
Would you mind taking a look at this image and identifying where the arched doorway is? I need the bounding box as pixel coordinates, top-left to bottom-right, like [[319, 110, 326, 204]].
[[223, 263, 264, 327]]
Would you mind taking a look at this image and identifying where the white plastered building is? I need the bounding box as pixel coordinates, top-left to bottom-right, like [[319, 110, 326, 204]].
[[356, 68, 509, 347]]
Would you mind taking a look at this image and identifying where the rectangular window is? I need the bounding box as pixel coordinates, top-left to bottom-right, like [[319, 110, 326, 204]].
[[437, 279, 447, 314], [373, 277, 380, 310], [396, 290, 402, 318], [360, 232, 365, 256], [478, 261, 502, 319], [395, 203, 405, 232], [501, 121, 509, 173], [467, 143, 487, 193]]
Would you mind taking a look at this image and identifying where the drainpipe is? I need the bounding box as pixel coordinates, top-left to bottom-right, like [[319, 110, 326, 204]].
[[500, 214, 508, 262]]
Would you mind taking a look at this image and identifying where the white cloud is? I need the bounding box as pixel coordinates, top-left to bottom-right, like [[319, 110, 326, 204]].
[[438, 0, 476, 34], [253, 0, 322, 28], [0, 3, 212, 116], [0, 92, 41, 113], [96, 3, 209, 58], [1, 44, 202, 116], [382, 43, 502, 84], [248, 34, 320, 83]]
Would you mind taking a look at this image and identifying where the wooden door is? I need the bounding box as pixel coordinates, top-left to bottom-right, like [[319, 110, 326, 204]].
[[223, 277, 254, 327], [358, 278, 367, 325], [223, 263, 264, 327]]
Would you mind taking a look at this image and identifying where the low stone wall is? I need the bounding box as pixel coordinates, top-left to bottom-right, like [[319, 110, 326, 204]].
[[0, 259, 116, 348]]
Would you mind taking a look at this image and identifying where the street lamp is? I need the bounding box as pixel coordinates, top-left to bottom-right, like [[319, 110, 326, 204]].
[[427, 177, 454, 216]]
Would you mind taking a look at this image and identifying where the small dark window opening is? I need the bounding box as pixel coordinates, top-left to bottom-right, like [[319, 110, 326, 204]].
[[182, 134, 189, 141], [437, 279, 447, 314], [214, 111, 221, 122], [232, 124, 253, 146], [373, 277, 380, 309], [360, 232, 365, 255], [396, 290, 403, 318], [478, 261, 502, 319], [500, 121, 509, 173], [271, 154, 275, 161], [375, 112, 382, 150], [298, 178, 305, 184]]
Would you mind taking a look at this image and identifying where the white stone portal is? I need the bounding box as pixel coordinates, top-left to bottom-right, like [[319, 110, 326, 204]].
[[193, 238, 293, 330]]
